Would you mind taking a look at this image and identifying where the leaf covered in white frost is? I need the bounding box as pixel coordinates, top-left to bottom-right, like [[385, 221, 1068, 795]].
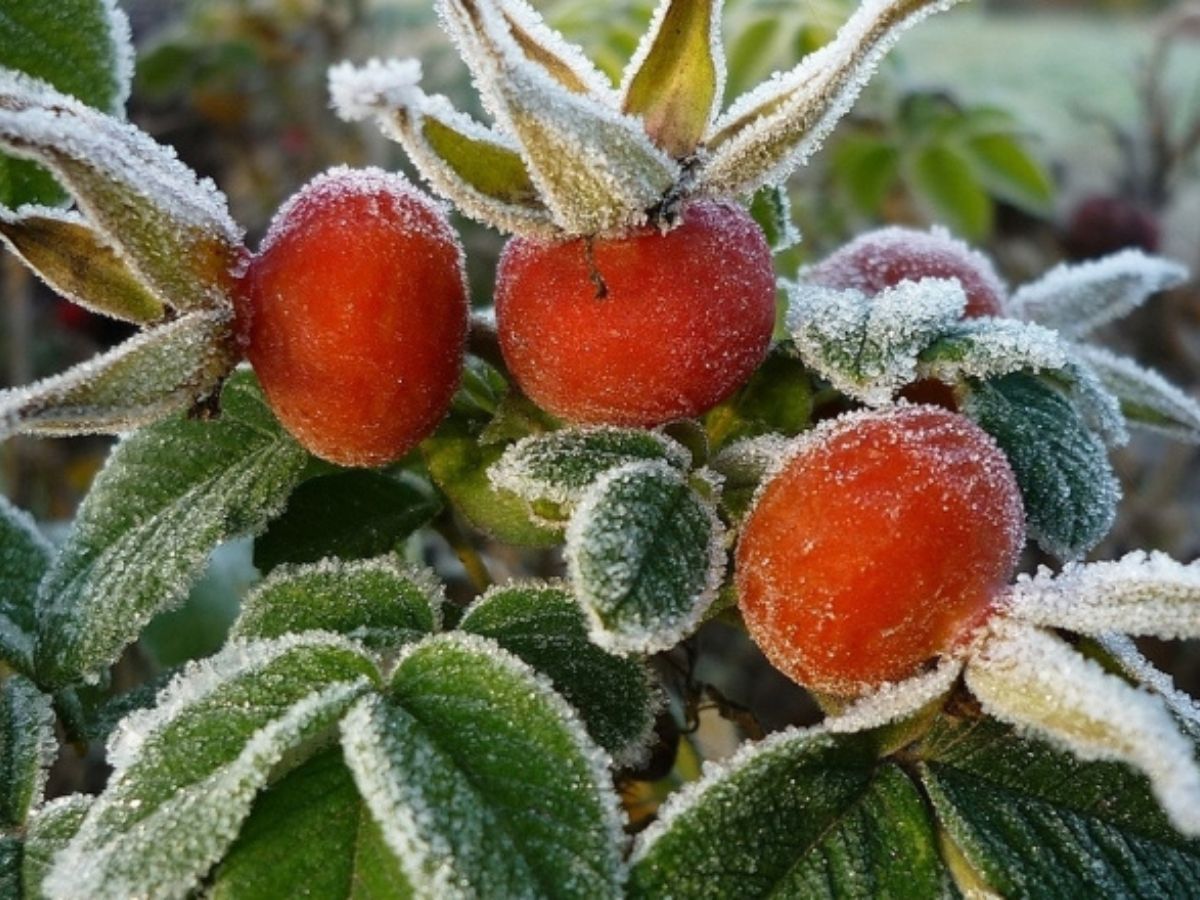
[[785, 277, 967, 405], [0, 308, 238, 440], [22, 795, 92, 900], [699, 0, 966, 197], [231, 556, 443, 650], [341, 632, 624, 898], [1005, 550, 1200, 641], [0, 68, 243, 311], [435, 0, 678, 235], [1007, 250, 1189, 337], [35, 372, 309, 687], [0, 496, 51, 675], [966, 620, 1200, 837], [45, 634, 377, 900], [489, 426, 691, 511], [566, 460, 725, 655], [1097, 634, 1200, 743], [917, 316, 1070, 384], [822, 658, 963, 736], [1075, 343, 1200, 443], [0, 676, 57, 829]]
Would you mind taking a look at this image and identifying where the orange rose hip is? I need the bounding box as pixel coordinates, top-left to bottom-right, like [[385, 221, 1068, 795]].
[[495, 200, 776, 427], [237, 167, 468, 466], [736, 405, 1025, 696]]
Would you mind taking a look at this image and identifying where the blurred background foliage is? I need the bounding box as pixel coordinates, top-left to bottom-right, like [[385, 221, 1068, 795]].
[[3, 0, 1200, 759]]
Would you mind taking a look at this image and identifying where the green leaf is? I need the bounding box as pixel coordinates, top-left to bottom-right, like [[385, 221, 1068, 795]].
[[22, 796, 91, 900], [830, 134, 901, 216], [708, 435, 789, 522], [0, 208, 165, 324], [489, 426, 690, 512], [916, 316, 1070, 386], [629, 729, 948, 898], [621, 0, 723, 157], [0, 70, 243, 311], [35, 372, 309, 688], [254, 471, 441, 574], [963, 132, 1054, 215], [566, 460, 724, 655], [1077, 345, 1200, 443], [0, 0, 131, 208], [45, 635, 377, 899], [910, 143, 993, 240], [0, 308, 239, 440], [232, 557, 442, 651], [0, 835, 19, 900], [918, 715, 1200, 897], [963, 372, 1119, 561], [747, 185, 801, 253], [0, 676, 56, 828], [341, 633, 624, 897], [705, 348, 815, 450], [459, 582, 657, 765], [0, 497, 50, 675], [211, 749, 408, 899]]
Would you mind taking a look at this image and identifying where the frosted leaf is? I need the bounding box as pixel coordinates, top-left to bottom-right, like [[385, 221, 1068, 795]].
[[823, 658, 963, 736], [630, 726, 946, 897], [1005, 551, 1200, 641], [917, 317, 1069, 384], [342, 633, 624, 898], [966, 620, 1200, 837], [785, 277, 967, 405], [1055, 354, 1129, 448], [459, 580, 660, 765], [0, 69, 243, 311], [231, 556, 443, 650], [0, 206, 165, 323], [1008, 250, 1189, 338], [436, 0, 679, 235], [22, 795, 92, 900], [709, 434, 792, 518], [748, 184, 801, 252], [699, 0, 964, 197], [329, 59, 556, 237], [1096, 634, 1200, 743], [0, 676, 57, 828], [35, 372, 308, 687], [488, 426, 691, 510], [0, 496, 51, 675], [0, 308, 238, 440], [620, 0, 726, 157], [566, 460, 725, 655], [46, 634, 376, 900], [1075, 343, 1200, 443]]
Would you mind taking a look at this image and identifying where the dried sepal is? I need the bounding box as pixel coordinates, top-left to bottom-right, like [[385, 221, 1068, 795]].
[[329, 60, 556, 237], [620, 0, 726, 158], [0, 68, 243, 311], [822, 657, 963, 735], [494, 0, 616, 99], [1096, 634, 1200, 742], [966, 620, 1200, 837], [0, 206, 165, 324], [0, 309, 237, 439], [699, 0, 963, 197], [1005, 551, 1200, 641], [436, 0, 679, 234]]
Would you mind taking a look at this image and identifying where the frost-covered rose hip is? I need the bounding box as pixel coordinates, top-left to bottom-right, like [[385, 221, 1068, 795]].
[[736, 405, 1025, 696], [237, 167, 468, 467], [807, 225, 1007, 318], [495, 200, 776, 427]]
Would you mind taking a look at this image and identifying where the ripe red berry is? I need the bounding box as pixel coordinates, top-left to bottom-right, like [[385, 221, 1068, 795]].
[[494, 200, 776, 427], [237, 167, 468, 467], [1062, 194, 1161, 261], [806, 226, 1007, 319], [736, 405, 1024, 696]]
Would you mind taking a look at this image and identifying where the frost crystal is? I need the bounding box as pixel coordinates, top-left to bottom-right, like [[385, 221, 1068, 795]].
[[918, 318, 1069, 384], [1007, 250, 1189, 338], [967, 620, 1200, 837], [823, 658, 963, 735], [1005, 551, 1200, 641], [329, 57, 423, 121]]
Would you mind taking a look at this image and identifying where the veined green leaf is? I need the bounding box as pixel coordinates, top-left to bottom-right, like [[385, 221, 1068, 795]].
[[621, 0, 725, 158], [0, 496, 50, 675], [0, 308, 238, 440], [0, 207, 165, 324], [910, 143, 992, 240], [0, 676, 56, 828], [459, 582, 658, 765], [916, 316, 1069, 384], [22, 795, 92, 900], [35, 372, 309, 687], [963, 131, 1053, 215], [44, 635, 377, 900], [341, 633, 624, 898], [232, 557, 443, 650]]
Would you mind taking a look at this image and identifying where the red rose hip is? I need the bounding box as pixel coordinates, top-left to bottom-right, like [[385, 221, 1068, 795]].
[[736, 405, 1025, 696], [237, 167, 468, 467], [495, 200, 776, 427]]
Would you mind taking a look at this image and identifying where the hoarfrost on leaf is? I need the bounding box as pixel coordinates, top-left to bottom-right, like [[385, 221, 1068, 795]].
[[0, 496, 51, 674], [917, 317, 1070, 384], [785, 277, 966, 405], [822, 658, 963, 736], [1097, 634, 1200, 743], [1007, 250, 1189, 337], [1075, 343, 1200, 443], [1005, 551, 1200, 641], [0, 676, 57, 828], [966, 619, 1200, 837]]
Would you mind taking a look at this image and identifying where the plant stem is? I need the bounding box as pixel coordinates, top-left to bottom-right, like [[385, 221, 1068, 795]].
[[435, 511, 493, 593]]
